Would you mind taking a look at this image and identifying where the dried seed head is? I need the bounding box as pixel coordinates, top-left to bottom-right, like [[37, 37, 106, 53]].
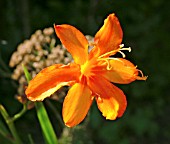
[[9, 27, 74, 101], [43, 27, 54, 36]]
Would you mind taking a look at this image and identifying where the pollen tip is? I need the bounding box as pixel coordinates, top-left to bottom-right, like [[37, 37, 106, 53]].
[[120, 44, 124, 48]]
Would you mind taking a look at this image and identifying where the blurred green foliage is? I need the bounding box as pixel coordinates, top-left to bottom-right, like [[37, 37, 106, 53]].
[[0, 0, 170, 144]]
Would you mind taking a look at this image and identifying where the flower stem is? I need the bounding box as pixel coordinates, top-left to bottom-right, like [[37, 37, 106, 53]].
[[0, 104, 23, 144], [0, 117, 14, 144], [8, 103, 27, 123]]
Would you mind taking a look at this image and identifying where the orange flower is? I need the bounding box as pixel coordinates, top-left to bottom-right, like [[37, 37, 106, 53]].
[[25, 13, 147, 127]]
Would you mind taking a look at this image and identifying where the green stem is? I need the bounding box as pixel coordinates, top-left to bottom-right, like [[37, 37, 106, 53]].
[[0, 105, 22, 144], [0, 117, 14, 144], [28, 134, 35, 144], [8, 103, 27, 123]]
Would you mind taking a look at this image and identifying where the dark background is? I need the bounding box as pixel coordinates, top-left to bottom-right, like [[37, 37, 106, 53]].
[[0, 0, 170, 144]]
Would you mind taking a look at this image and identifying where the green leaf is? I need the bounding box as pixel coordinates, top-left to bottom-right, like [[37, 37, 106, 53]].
[[0, 119, 14, 144], [0, 117, 10, 136], [23, 64, 58, 144], [22, 64, 32, 83], [35, 102, 58, 144], [0, 105, 22, 144], [28, 134, 35, 144]]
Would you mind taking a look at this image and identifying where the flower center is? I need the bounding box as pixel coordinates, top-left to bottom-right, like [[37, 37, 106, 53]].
[[81, 60, 93, 77], [80, 44, 132, 81]]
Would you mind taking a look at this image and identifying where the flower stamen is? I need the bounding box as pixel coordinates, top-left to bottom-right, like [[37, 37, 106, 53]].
[[118, 45, 131, 58], [98, 44, 131, 59], [118, 50, 126, 58], [98, 49, 118, 59], [136, 69, 148, 80], [96, 58, 112, 70], [120, 47, 131, 52]]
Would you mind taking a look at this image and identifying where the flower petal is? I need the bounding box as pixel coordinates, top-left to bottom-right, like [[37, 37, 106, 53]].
[[88, 75, 127, 119], [25, 63, 80, 101], [89, 13, 123, 58], [100, 58, 139, 84], [54, 24, 88, 65], [62, 83, 93, 127]]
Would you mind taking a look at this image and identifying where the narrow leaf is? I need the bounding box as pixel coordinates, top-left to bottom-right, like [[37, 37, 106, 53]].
[[0, 119, 14, 144], [35, 102, 58, 144], [22, 64, 32, 83], [23, 64, 58, 144], [0, 118, 10, 136]]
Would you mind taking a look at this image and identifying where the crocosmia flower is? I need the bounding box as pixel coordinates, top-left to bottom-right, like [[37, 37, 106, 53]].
[[25, 13, 147, 127]]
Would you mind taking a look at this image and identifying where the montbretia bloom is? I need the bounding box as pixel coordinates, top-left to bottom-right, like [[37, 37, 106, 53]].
[[25, 13, 147, 127]]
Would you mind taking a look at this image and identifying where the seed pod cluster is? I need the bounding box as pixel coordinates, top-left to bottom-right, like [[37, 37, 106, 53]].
[[9, 27, 72, 102]]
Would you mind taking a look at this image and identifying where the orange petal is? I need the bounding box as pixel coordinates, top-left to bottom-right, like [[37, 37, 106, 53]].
[[88, 75, 127, 119], [100, 58, 139, 84], [62, 83, 93, 127], [25, 63, 80, 101], [54, 24, 88, 65], [89, 13, 123, 58]]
